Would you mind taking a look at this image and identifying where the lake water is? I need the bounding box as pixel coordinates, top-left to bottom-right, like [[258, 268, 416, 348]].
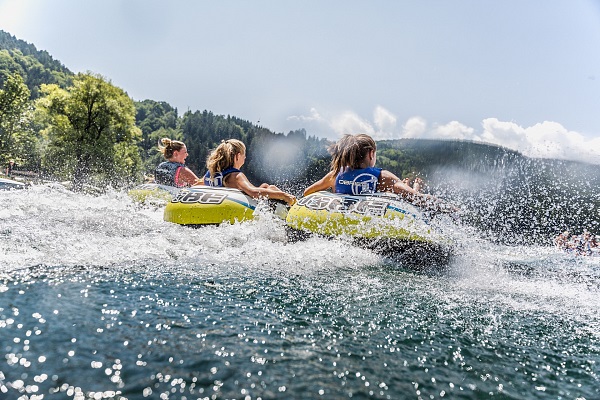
[[1, 184, 599, 399]]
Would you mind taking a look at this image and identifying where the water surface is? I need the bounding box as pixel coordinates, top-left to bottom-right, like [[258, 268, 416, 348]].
[[1, 185, 598, 399]]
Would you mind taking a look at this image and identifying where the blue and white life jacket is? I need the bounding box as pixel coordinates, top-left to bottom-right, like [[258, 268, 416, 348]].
[[203, 167, 241, 187], [335, 167, 382, 195]]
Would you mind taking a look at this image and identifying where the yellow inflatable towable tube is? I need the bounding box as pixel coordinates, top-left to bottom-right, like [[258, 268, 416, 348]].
[[286, 191, 435, 243], [164, 186, 288, 226], [128, 183, 179, 205]]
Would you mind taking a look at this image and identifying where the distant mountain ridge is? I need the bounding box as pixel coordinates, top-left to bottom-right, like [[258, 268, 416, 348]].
[[0, 29, 73, 97], [0, 30, 71, 72]]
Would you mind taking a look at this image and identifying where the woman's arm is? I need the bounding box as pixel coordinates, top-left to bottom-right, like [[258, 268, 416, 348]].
[[303, 171, 336, 197], [378, 170, 420, 198], [228, 172, 296, 205], [176, 167, 202, 186], [379, 170, 453, 211]]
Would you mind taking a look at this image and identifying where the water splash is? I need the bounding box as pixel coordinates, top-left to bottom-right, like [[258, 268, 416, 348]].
[[0, 184, 379, 275], [2, 183, 598, 304]]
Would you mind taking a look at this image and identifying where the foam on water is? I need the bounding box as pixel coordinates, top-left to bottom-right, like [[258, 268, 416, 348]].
[[0, 185, 380, 276], [2, 184, 598, 313], [2, 183, 598, 272]]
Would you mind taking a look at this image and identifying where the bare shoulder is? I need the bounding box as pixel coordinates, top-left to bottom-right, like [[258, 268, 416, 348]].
[[380, 169, 400, 181], [227, 171, 251, 190]]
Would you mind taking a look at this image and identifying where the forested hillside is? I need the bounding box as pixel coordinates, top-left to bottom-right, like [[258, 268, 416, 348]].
[[134, 101, 330, 189], [1, 30, 598, 244], [0, 30, 72, 97]]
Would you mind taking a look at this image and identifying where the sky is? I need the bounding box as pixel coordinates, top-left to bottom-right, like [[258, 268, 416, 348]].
[[1, 0, 599, 164]]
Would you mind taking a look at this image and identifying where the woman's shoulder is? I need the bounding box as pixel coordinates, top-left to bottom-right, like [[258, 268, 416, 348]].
[[158, 160, 184, 167]]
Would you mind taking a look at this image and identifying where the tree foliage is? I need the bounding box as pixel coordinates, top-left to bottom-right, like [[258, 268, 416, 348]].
[[0, 72, 33, 166], [37, 73, 142, 189]]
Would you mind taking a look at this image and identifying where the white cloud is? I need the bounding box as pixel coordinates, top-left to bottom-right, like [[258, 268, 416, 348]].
[[399, 116, 600, 164], [480, 118, 529, 152], [401, 116, 427, 138], [288, 106, 600, 164], [431, 121, 475, 140], [480, 118, 600, 164], [373, 106, 397, 139], [329, 111, 375, 137], [402, 119, 475, 141], [287, 107, 323, 123]]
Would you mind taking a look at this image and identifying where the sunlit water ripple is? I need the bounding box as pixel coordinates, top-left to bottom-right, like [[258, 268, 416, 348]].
[[1, 185, 598, 399]]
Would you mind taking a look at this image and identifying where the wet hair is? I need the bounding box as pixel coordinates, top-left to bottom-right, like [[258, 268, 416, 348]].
[[206, 139, 246, 181], [328, 134, 377, 176], [158, 138, 186, 160]]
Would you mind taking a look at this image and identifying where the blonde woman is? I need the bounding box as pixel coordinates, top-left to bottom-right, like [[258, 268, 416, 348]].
[[154, 138, 201, 187], [204, 139, 296, 205]]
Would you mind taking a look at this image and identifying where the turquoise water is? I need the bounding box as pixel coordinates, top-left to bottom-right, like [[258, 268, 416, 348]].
[[1, 185, 599, 399]]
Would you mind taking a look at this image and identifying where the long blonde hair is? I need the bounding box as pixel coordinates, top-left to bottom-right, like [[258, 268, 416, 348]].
[[158, 138, 186, 160], [206, 139, 246, 180], [329, 134, 377, 176]]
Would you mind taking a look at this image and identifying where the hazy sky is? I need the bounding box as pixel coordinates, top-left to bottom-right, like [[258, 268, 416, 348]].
[[1, 0, 599, 163]]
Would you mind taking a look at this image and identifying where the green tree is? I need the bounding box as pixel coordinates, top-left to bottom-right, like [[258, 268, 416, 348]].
[[0, 72, 31, 166], [37, 72, 142, 190]]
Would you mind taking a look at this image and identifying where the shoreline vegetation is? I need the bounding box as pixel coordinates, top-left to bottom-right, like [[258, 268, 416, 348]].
[[1, 29, 598, 244]]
